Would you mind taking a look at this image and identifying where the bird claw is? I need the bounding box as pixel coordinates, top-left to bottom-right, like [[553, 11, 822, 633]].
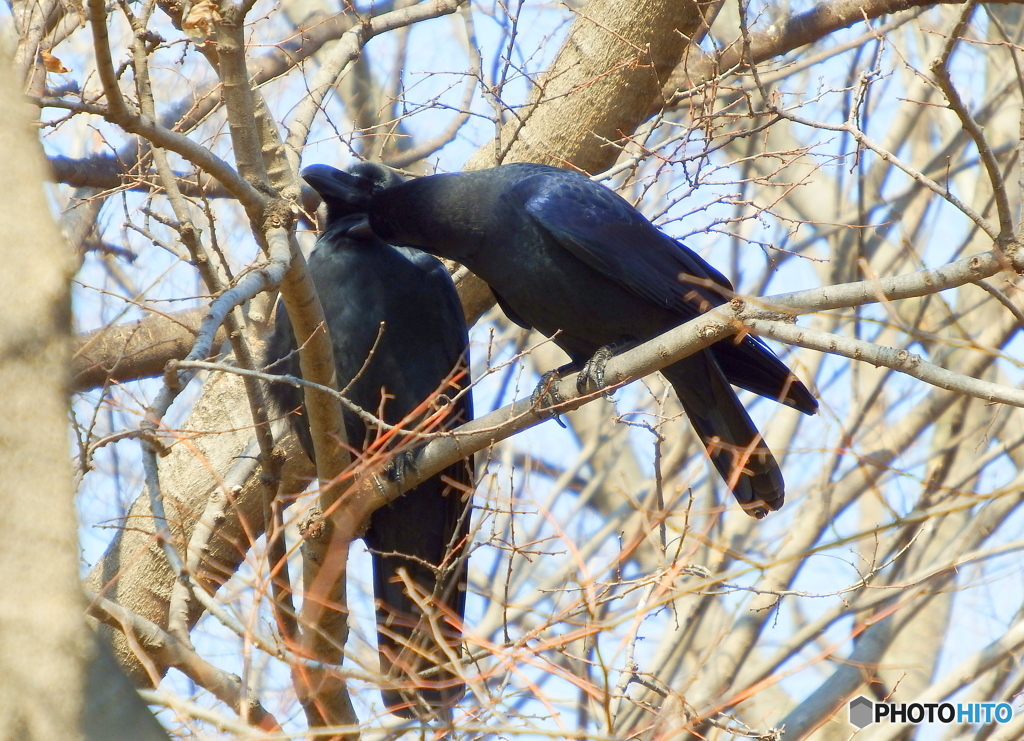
[[385, 449, 419, 486], [531, 369, 564, 409], [531, 370, 568, 428], [577, 345, 616, 397], [740, 498, 770, 520]]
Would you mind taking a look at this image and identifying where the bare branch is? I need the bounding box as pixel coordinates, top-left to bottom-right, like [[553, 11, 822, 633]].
[[928, 1, 1016, 243], [286, 0, 468, 154], [86, 0, 266, 211], [747, 317, 1024, 408], [87, 592, 281, 731]]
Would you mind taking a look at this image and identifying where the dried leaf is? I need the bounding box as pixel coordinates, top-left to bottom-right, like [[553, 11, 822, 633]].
[[182, 0, 221, 43], [40, 50, 70, 74]]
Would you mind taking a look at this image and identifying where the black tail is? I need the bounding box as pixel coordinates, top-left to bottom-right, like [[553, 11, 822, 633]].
[[663, 351, 785, 517], [363, 455, 473, 718], [711, 335, 819, 415]]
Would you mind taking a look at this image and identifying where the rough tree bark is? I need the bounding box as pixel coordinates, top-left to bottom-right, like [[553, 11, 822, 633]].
[[0, 46, 86, 741]]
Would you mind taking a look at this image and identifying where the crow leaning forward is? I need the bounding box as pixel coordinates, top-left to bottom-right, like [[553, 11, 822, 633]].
[[265, 165, 473, 717], [303, 161, 818, 518]]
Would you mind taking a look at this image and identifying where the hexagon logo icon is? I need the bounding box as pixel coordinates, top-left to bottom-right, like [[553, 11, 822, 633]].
[[849, 696, 874, 728]]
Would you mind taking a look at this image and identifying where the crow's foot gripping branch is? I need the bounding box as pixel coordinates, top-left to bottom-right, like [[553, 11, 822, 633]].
[[531, 368, 566, 410], [384, 449, 419, 489], [578, 342, 635, 397], [530, 368, 570, 428], [577, 344, 616, 397]]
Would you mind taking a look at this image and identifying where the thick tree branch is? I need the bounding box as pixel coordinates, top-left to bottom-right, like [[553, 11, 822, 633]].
[[73, 307, 212, 392], [215, 5, 271, 192], [0, 44, 87, 740]]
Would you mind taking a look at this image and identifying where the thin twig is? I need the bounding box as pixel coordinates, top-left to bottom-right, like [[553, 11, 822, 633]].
[[928, 0, 1014, 244], [972, 279, 1024, 330], [286, 0, 467, 153]]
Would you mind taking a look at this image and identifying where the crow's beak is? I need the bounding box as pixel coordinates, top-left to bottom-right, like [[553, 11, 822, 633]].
[[301, 164, 368, 206]]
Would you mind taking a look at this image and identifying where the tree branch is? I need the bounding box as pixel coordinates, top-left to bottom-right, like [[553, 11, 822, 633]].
[[661, 0, 1024, 110], [747, 317, 1024, 408], [286, 0, 468, 154]]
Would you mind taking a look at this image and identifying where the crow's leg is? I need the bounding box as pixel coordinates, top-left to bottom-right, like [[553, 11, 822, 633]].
[[530, 367, 569, 411], [577, 342, 634, 396]]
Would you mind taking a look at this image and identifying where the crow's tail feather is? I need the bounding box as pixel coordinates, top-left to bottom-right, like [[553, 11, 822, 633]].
[[363, 459, 472, 718], [663, 352, 785, 518]]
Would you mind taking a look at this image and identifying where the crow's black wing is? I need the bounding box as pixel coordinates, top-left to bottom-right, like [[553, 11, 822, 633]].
[[518, 170, 734, 317], [519, 169, 817, 415]]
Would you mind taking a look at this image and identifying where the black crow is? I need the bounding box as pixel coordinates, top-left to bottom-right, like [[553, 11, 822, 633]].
[[303, 161, 817, 518], [266, 164, 473, 717]]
